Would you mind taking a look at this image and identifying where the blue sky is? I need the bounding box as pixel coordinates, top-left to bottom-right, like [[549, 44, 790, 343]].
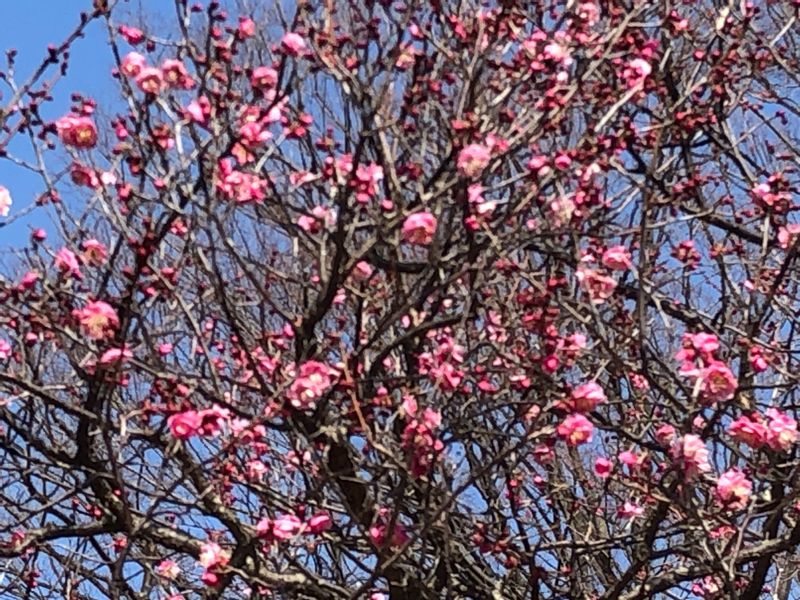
[[0, 0, 117, 254]]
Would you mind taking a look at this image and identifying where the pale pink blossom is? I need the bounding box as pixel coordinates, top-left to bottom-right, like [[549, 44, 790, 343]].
[[352, 261, 374, 281], [168, 410, 203, 440], [0, 339, 11, 361], [281, 32, 307, 56], [307, 512, 332, 534], [55, 114, 97, 149], [715, 469, 752, 510], [289, 361, 338, 409], [570, 381, 606, 412], [198, 542, 229, 569], [55, 248, 83, 279], [557, 413, 593, 445], [766, 407, 799, 452], [81, 239, 108, 265], [99, 346, 133, 366], [185, 97, 212, 125], [120, 52, 147, 77], [457, 144, 491, 178], [251, 66, 278, 89], [576, 265, 617, 304], [161, 59, 194, 89], [728, 414, 768, 449], [402, 211, 437, 246], [155, 559, 181, 579], [699, 362, 737, 403], [778, 224, 800, 249], [0, 186, 12, 217], [672, 434, 712, 480], [617, 501, 644, 519], [73, 301, 119, 340], [601, 245, 632, 270], [135, 67, 164, 94]]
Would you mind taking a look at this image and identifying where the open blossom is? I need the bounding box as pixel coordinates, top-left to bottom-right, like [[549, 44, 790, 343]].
[[765, 408, 799, 452], [198, 542, 229, 570], [82, 239, 108, 265], [135, 67, 164, 94], [73, 300, 119, 340], [698, 362, 737, 403], [617, 501, 644, 519], [155, 559, 181, 579], [778, 224, 800, 249], [120, 52, 146, 77], [258, 514, 304, 541], [251, 66, 278, 89], [576, 265, 617, 304], [289, 361, 338, 409], [99, 346, 133, 366], [672, 434, 712, 480], [594, 457, 612, 478], [281, 32, 307, 55], [457, 144, 491, 178], [161, 59, 194, 89], [557, 413, 593, 445], [715, 469, 752, 510], [728, 414, 769, 449], [55, 248, 83, 279], [601, 245, 632, 270], [0, 185, 11, 217], [570, 381, 606, 412], [55, 114, 97, 149], [168, 410, 203, 440], [402, 211, 437, 245]]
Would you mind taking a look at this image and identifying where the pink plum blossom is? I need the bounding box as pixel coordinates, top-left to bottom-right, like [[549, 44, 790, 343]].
[[557, 413, 593, 445], [55, 114, 98, 149], [570, 381, 606, 412], [715, 469, 752, 510], [457, 144, 491, 178], [281, 32, 307, 56], [73, 300, 119, 340], [0, 186, 11, 217], [671, 434, 712, 480], [402, 211, 437, 246]]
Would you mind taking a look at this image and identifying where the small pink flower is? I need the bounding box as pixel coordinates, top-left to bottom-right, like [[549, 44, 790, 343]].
[[281, 32, 307, 56], [251, 66, 278, 89], [289, 361, 338, 409], [307, 512, 332, 534], [55, 248, 83, 279], [457, 144, 491, 178], [728, 414, 768, 449], [73, 300, 119, 340], [273, 514, 304, 540], [766, 407, 799, 452], [715, 469, 751, 510], [81, 239, 108, 265], [0, 186, 12, 217], [0, 339, 11, 361], [570, 381, 606, 412], [778, 224, 800, 249], [135, 67, 165, 94], [655, 423, 676, 445], [198, 542, 229, 570], [617, 501, 644, 519], [699, 362, 737, 403], [99, 346, 133, 366], [55, 114, 98, 149], [352, 261, 374, 281], [576, 265, 617, 304], [238, 17, 256, 38], [119, 25, 145, 45], [120, 52, 147, 77], [594, 457, 612, 478], [672, 434, 712, 480], [161, 59, 194, 89], [557, 413, 593, 445], [155, 559, 181, 579], [402, 211, 437, 246], [185, 96, 212, 125], [601, 245, 632, 270]]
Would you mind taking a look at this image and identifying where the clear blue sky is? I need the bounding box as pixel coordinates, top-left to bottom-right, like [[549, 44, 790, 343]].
[[0, 1, 124, 255]]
